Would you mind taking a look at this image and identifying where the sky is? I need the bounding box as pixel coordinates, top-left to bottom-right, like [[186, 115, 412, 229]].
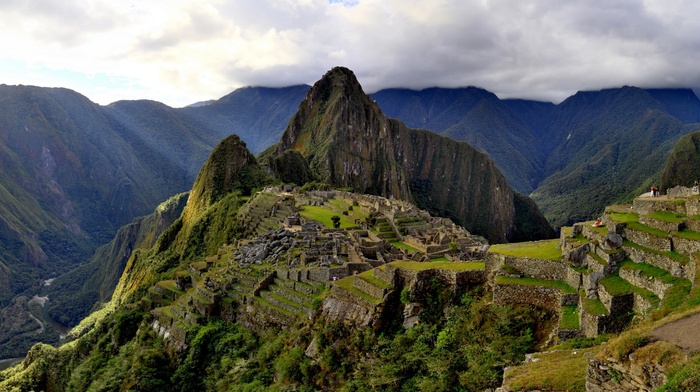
[[1, 0, 700, 108]]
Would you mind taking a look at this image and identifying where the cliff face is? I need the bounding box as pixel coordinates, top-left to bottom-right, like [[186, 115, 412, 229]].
[[660, 130, 700, 191], [272, 67, 553, 243]]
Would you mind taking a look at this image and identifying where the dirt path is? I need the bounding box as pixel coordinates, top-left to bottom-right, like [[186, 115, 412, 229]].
[[651, 313, 700, 352]]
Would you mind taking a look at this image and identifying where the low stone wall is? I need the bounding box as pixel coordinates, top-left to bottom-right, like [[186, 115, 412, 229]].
[[672, 235, 700, 256], [686, 198, 700, 216], [624, 228, 672, 252], [353, 275, 388, 299], [624, 245, 695, 281], [505, 256, 567, 281], [633, 292, 657, 317], [565, 266, 583, 290], [580, 310, 604, 338], [493, 284, 562, 312], [639, 215, 685, 233], [586, 355, 668, 392], [619, 267, 673, 299], [632, 198, 686, 215], [685, 218, 700, 232], [374, 266, 396, 285], [598, 284, 634, 315]]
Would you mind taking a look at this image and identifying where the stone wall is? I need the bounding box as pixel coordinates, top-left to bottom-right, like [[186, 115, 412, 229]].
[[624, 228, 672, 252], [632, 198, 686, 215], [618, 267, 673, 299], [598, 284, 634, 315], [353, 275, 388, 299], [493, 284, 562, 312], [639, 215, 685, 233], [624, 245, 695, 281], [672, 235, 700, 256], [586, 355, 668, 392], [506, 256, 568, 281], [565, 266, 583, 290]]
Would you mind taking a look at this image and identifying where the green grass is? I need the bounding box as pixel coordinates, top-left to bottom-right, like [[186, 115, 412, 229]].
[[495, 275, 576, 294], [608, 212, 639, 224], [648, 211, 686, 223], [333, 276, 383, 304], [582, 296, 609, 316], [599, 274, 659, 307], [622, 239, 690, 264], [357, 270, 392, 289], [429, 256, 450, 261], [588, 251, 608, 266], [389, 260, 485, 272], [390, 241, 421, 253], [626, 221, 670, 238], [560, 305, 580, 330], [503, 348, 594, 392], [488, 239, 562, 261], [673, 230, 700, 241], [299, 205, 356, 228], [619, 259, 677, 284]]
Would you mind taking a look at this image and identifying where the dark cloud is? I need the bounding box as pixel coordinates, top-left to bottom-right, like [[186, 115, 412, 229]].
[[4, 0, 700, 106]]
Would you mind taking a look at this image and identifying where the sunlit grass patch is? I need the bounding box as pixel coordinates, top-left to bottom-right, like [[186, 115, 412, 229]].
[[489, 239, 561, 261]]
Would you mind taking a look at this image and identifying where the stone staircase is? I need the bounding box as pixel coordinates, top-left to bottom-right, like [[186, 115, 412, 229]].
[[488, 194, 700, 341]]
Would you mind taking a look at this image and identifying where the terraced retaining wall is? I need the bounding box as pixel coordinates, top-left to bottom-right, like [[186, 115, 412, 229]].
[[485, 253, 567, 281], [624, 246, 695, 282], [493, 284, 568, 312]]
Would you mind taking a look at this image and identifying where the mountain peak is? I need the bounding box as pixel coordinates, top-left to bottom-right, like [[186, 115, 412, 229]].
[[269, 67, 554, 242]]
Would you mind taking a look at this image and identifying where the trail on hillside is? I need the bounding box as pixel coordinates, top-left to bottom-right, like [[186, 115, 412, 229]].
[[651, 313, 700, 352]]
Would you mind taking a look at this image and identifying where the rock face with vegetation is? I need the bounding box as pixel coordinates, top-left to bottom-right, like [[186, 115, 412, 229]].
[[267, 67, 554, 243], [660, 130, 700, 192]]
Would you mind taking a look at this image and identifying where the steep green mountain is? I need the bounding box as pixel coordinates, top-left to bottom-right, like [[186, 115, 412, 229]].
[[0, 85, 192, 305], [267, 67, 554, 243], [660, 130, 700, 190], [533, 87, 700, 227], [0, 84, 306, 357], [372, 87, 547, 193]]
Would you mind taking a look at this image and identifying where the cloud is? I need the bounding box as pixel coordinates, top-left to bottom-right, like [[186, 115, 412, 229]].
[[1, 0, 700, 106]]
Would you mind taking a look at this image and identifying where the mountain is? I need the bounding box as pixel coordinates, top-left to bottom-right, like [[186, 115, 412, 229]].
[[372, 87, 548, 193], [374, 86, 700, 228], [660, 130, 700, 190], [0, 84, 307, 356], [266, 67, 554, 243]]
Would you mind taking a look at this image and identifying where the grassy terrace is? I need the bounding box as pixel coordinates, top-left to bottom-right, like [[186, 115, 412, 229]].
[[619, 259, 680, 286], [622, 239, 690, 264], [599, 274, 659, 307], [562, 227, 589, 247], [582, 296, 609, 316], [334, 276, 383, 304], [299, 204, 356, 228], [488, 239, 562, 261], [607, 212, 638, 224], [560, 305, 580, 330], [495, 276, 576, 294], [647, 211, 686, 223], [673, 230, 700, 241], [357, 270, 393, 289], [626, 221, 670, 238], [390, 241, 421, 253], [588, 251, 608, 266], [389, 260, 485, 271]]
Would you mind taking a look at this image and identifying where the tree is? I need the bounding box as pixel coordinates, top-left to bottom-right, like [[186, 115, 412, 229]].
[[331, 215, 341, 228]]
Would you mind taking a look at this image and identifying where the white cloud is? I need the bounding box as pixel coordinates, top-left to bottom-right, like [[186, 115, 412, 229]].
[[1, 0, 699, 106]]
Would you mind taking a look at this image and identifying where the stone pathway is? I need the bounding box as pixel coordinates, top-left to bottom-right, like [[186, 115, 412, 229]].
[[651, 312, 700, 352]]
